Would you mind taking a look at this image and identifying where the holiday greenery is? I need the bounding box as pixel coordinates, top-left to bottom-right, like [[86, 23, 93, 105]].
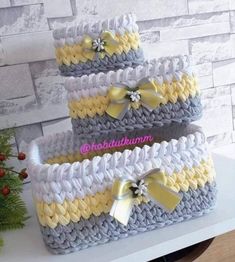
[[0, 130, 28, 247]]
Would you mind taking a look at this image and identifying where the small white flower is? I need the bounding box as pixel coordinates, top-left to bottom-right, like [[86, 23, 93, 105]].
[[127, 90, 141, 102], [92, 38, 105, 52], [131, 179, 148, 197]]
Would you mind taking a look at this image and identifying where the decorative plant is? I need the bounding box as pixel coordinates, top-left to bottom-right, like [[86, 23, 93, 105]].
[[0, 130, 28, 247]]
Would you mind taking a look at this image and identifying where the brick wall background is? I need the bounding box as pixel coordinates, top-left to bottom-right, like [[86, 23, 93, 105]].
[[0, 0, 235, 161]]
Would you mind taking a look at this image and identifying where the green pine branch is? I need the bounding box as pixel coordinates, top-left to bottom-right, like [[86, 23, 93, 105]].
[[0, 129, 13, 156], [0, 237, 3, 248], [0, 129, 28, 248]]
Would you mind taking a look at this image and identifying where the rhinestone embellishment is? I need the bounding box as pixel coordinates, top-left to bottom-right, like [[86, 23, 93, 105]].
[[127, 90, 141, 102], [131, 179, 148, 197], [92, 38, 105, 52]]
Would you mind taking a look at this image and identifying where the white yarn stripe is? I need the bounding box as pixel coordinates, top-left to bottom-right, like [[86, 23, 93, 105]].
[[28, 130, 209, 204], [53, 13, 138, 47], [65, 55, 193, 101]]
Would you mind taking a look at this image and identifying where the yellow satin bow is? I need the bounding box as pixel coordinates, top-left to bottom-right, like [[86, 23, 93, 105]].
[[106, 79, 165, 120], [81, 31, 119, 60], [110, 169, 182, 226]]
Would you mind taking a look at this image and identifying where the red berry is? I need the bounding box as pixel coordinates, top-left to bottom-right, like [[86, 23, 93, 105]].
[[1, 186, 10, 196], [19, 171, 28, 180], [18, 152, 26, 160], [0, 154, 6, 161], [0, 169, 5, 177]]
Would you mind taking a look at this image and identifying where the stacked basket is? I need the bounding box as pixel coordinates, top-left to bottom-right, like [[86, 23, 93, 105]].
[[28, 13, 217, 255]]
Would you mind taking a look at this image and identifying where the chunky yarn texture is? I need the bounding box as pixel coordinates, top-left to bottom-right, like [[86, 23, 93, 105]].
[[29, 12, 216, 255], [59, 48, 144, 77], [71, 95, 201, 138], [28, 125, 217, 254], [53, 14, 143, 76], [65, 55, 202, 137], [40, 182, 217, 254]]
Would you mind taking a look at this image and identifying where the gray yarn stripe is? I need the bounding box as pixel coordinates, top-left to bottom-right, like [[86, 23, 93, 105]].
[[72, 95, 202, 138], [59, 48, 144, 76], [40, 182, 216, 254]]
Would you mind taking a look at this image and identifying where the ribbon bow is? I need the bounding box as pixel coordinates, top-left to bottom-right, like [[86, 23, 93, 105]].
[[105, 79, 165, 120], [81, 31, 119, 60], [110, 169, 182, 226]]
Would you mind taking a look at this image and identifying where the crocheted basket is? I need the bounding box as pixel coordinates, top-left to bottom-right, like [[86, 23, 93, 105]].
[[28, 124, 216, 255], [53, 13, 144, 76], [65, 55, 202, 138]]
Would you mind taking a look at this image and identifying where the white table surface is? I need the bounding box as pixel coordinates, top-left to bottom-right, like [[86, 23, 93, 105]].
[[1, 152, 235, 262]]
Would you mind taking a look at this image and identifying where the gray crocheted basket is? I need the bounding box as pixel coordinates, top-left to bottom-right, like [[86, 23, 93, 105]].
[[53, 13, 144, 76], [27, 124, 216, 255], [65, 55, 202, 138]]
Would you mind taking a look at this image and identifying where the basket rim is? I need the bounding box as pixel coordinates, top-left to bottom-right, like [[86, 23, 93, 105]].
[[53, 13, 137, 40], [64, 55, 193, 94]]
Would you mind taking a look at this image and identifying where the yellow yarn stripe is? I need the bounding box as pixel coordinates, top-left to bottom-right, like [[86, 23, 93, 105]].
[[36, 158, 215, 228], [68, 74, 199, 119], [55, 32, 140, 65]]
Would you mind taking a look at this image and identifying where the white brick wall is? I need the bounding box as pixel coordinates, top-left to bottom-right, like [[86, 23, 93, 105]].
[[0, 0, 234, 152], [196, 86, 233, 137], [0, 103, 67, 129], [197, 75, 214, 90], [44, 0, 72, 18], [138, 12, 230, 31], [231, 0, 235, 10], [12, 0, 43, 6], [188, 0, 230, 14], [213, 59, 235, 86], [189, 34, 233, 64], [231, 12, 235, 33], [29, 60, 66, 106], [0, 64, 34, 100], [0, 4, 48, 36], [142, 40, 189, 60], [0, 0, 10, 8], [75, 0, 188, 21], [42, 118, 71, 136], [2, 31, 54, 65], [160, 22, 230, 41], [0, 41, 5, 65]]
